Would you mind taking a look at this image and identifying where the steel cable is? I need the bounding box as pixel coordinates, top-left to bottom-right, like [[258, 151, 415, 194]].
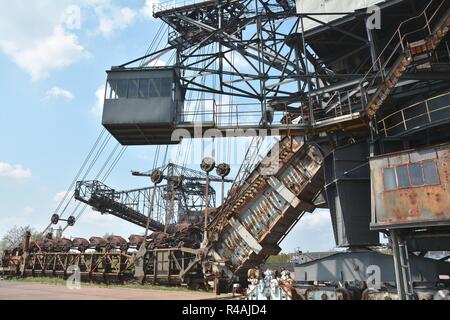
[[53, 128, 106, 217], [60, 135, 112, 219], [69, 144, 128, 228]]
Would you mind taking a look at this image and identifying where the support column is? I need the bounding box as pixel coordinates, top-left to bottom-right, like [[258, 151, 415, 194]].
[[365, 20, 379, 71], [204, 172, 210, 243], [200, 157, 216, 245]]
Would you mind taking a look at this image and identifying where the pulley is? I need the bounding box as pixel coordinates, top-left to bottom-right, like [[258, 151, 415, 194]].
[[67, 216, 76, 227], [216, 163, 231, 178], [50, 214, 77, 227], [201, 157, 216, 173], [51, 214, 60, 225], [151, 169, 164, 184]]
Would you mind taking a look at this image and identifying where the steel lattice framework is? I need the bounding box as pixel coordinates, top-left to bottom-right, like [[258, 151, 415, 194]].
[[74, 163, 227, 232], [115, 0, 449, 140]]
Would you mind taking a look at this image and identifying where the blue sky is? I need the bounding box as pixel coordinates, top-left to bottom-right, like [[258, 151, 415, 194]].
[[0, 0, 336, 253]]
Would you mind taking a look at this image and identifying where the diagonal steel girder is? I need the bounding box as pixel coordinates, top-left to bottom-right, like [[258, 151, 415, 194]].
[[175, 14, 299, 74]]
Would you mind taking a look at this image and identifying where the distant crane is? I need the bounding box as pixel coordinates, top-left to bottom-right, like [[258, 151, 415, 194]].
[[74, 163, 232, 233]]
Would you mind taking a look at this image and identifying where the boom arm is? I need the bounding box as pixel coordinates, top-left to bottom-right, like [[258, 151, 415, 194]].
[[74, 181, 165, 232]]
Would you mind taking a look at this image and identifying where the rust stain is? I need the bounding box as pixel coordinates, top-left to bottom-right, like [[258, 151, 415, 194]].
[[435, 193, 441, 203], [376, 143, 450, 227], [436, 211, 445, 218], [394, 208, 402, 221], [383, 184, 450, 223], [408, 192, 418, 206]]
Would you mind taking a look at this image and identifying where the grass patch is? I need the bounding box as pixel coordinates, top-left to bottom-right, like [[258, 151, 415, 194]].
[[3, 277, 209, 293], [266, 253, 291, 263]]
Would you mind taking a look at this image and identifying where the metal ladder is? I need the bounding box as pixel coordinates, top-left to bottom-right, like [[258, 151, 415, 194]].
[[391, 230, 415, 300]]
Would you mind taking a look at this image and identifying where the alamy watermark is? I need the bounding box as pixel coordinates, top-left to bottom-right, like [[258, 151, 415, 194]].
[[171, 124, 283, 176], [367, 5, 382, 30], [366, 265, 382, 289], [66, 265, 81, 290], [62, 5, 81, 30]]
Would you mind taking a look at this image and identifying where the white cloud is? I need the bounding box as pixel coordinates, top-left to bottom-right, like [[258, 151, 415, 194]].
[[3, 26, 88, 81], [0, 162, 32, 179], [46, 87, 75, 100], [0, 2, 89, 81], [147, 57, 166, 67], [280, 209, 336, 252], [0, 1, 166, 80], [95, 5, 136, 37], [92, 85, 106, 116], [300, 209, 331, 229], [81, 209, 117, 224]]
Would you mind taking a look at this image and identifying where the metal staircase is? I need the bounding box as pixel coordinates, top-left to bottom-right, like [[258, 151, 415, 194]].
[[363, 0, 450, 119], [298, 0, 450, 133]]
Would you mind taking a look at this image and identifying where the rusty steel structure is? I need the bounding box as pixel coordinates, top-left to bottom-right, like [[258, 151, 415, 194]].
[[1, 245, 202, 288], [101, 0, 450, 143], [371, 142, 450, 230], [1, 227, 205, 287], [73, 163, 227, 231], [202, 137, 324, 281]]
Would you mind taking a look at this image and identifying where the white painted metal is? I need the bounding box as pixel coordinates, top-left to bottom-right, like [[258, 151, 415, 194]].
[[229, 218, 263, 254], [296, 0, 387, 31], [267, 177, 301, 208]]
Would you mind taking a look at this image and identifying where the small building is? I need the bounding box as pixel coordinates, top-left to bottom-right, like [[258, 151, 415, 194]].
[[370, 143, 450, 230], [102, 67, 185, 145]]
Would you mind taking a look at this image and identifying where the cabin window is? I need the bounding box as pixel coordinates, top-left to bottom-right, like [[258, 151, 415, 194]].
[[106, 80, 118, 99], [383, 168, 397, 191], [409, 163, 424, 186], [105, 76, 173, 100], [117, 80, 128, 99], [128, 80, 139, 98], [383, 160, 440, 191], [149, 78, 161, 97], [139, 79, 149, 98], [396, 165, 410, 188], [160, 77, 172, 97], [423, 160, 439, 185]]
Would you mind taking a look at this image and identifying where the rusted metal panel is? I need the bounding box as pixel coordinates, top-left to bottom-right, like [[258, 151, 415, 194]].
[[371, 143, 450, 229]]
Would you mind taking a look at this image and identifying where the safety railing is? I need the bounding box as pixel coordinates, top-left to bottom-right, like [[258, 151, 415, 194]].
[[294, 1, 448, 128], [180, 99, 290, 128], [253, 0, 296, 14], [154, 0, 295, 16], [358, 0, 448, 104], [75, 180, 117, 202], [179, 99, 218, 124], [377, 91, 450, 137], [179, 95, 365, 129], [323, 87, 365, 117], [153, 0, 217, 14]]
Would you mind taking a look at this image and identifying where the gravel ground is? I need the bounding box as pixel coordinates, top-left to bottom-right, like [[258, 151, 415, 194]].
[[0, 280, 230, 300]]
